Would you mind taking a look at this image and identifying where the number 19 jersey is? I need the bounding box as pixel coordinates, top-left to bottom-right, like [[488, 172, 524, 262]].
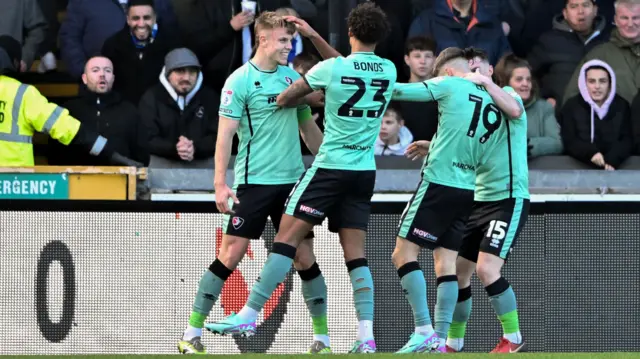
[[393, 77, 502, 190], [304, 52, 397, 170]]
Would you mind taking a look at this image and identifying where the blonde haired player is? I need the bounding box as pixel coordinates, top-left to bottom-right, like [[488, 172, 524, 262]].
[[178, 12, 330, 354]]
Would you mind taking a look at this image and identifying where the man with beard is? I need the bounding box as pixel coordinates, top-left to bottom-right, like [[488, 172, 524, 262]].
[[102, 0, 180, 105], [139, 48, 218, 164], [48, 56, 148, 166]]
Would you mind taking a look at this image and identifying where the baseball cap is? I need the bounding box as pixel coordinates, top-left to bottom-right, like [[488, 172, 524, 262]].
[[164, 48, 201, 75]]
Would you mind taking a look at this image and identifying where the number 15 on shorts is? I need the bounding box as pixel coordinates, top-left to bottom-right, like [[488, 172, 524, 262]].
[[487, 220, 507, 249]]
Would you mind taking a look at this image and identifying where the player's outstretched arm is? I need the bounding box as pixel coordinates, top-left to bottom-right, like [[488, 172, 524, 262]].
[[214, 116, 240, 214], [298, 113, 323, 155], [464, 72, 523, 119], [284, 16, 342, 60], [277, 78, 314, 107], [392, 82, 436, 102]]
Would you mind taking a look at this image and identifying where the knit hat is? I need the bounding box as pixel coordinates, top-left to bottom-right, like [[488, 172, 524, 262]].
[[164, 48, 201, 75]]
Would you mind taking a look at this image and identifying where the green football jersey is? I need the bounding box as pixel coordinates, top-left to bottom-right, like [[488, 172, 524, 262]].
[[219, 61, 312, 185], [474, 86, 530, 201], [304, 52, 397, 170], [393, 76, 503, 190]]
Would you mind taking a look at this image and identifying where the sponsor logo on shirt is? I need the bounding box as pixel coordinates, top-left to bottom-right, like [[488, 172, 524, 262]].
[[412, 228, 438, 242], [285, 77, 293, 85], [452, 161, 475, 171], [268, 96, 277, 104], [221, 89, 233, 106], [299, 205, 324, 217], [255, 81, 262, 89], [341, 144, 372, 151]]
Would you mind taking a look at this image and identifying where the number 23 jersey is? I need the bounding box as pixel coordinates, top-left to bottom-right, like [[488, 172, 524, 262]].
[[304, 52, 397, 171]]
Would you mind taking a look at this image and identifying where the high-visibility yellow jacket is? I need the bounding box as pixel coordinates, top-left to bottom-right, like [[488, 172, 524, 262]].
[[0, 75, 83, 166]]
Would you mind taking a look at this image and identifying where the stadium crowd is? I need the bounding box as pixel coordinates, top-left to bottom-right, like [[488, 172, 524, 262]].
[[1, 0, 640, 171]]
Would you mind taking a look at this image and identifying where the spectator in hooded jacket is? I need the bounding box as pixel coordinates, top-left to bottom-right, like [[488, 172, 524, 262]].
[[528, 0, 608, 108], [560, 60, 632, 170], [408, 0, 510, 65], [374, 107, 414, 156], [139, 48, 219, 164], [60, 0, 177, 79], [48, 56, 148, 166], [102, 0, 180, 105], [563, 0, 640, 106], [495, 54, 563, 159]]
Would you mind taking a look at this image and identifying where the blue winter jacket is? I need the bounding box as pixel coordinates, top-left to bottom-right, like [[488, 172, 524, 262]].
[[408, 0, 510, 65]]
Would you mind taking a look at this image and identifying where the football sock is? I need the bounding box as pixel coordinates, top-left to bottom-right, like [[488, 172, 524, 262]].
[[184, 260, 233, 340], [397, 261, 433, 335], [245, 243, 296, 316], [298, 262, 329, 345], [347, 258, 374, 341], [447, 286, 472, 351], [188, 260, 233, 328], [486, 277, 522, 344], [434, 275, 458, 343]]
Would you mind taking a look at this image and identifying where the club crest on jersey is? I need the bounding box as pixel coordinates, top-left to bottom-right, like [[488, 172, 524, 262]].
[[285, 76, 293, 85], [232, 216, 244, 229], [222, 89, 233, 106]]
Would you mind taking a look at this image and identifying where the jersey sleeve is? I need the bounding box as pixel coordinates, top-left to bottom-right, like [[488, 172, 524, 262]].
[[392, 82, 435, 102], [393, 77, 451, 102], [304, 58, 335, 91], [219, 73, 247, 120], [422, 76, 453, 100]]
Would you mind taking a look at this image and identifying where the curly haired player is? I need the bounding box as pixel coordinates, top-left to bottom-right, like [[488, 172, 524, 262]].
[[205, 3, 396, 353]]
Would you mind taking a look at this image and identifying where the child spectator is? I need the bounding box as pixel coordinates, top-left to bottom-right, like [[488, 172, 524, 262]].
[[375, 107, 414, 156]]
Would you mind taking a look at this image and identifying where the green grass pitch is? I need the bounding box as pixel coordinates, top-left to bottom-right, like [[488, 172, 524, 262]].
[[2, 354, 640, 359]]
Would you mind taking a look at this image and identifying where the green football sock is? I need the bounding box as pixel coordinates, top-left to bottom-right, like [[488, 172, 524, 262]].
[[448, 286, 472, 339], [247, 247, 295, 312], [189, 267, 230, 328], [486, 278, 520, 335], [398, 263, 432, 327], [301, 273, 329, 335], [434, 276, 458, 340]]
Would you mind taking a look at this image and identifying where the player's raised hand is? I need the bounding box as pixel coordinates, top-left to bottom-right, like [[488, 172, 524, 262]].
[[283, 16, 318, 38], [214, 183, 240, 214], [463, 70, 489, 86], [405, 140, 431, 161]]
